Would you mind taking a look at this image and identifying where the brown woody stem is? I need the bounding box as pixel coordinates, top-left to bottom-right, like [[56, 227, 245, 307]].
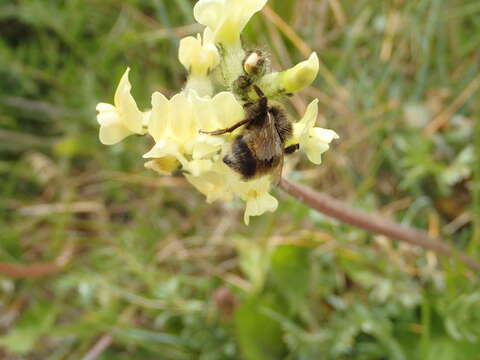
[[0, 262, 64, 278], [279, 177, 480, 272]]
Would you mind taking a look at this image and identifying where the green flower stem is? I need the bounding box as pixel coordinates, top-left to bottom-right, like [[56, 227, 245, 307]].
[[279, 177, 480, 273], [220, 41, 245, 87], [185, 75, 214, 97], [254, 72, 285, 98]]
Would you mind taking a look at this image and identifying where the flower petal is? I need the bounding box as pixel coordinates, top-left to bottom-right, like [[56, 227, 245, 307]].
[[186, 159, 213, 176], [194, 0, 267, 45], [114, 68, 144, 134], [142, 110, 152, 128], [185, 162, 234, 203], [280, 52, 319, 93], [148, 91, 171, 142], [235, 0, 268, 30], [99, 124, 133, 145], [179, 35, 202, 71], [96, 105, 120, 126], [216, 0, 267, 44], [178, 30, 220, 75], [192, 134, 225, 159], [189, 90, 244, 133], [194, 0, 225, 33], [144, 157, 179, 175], [309, 128, 339, 143], [304, 140, 330, 165], [298, 99, 319, 144], [244, 192, 278, 225], [143, 138, 192, 174], [96, 102, 116, 113], [169, 93, 197, 146], [211, 92, 245, 129], [143, 138, 180, 159]]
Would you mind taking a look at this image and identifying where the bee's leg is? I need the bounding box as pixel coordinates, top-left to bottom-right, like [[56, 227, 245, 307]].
[[252, 84, 265, 98], [199, 118, 251, 136], [284, 144, 299, 154]]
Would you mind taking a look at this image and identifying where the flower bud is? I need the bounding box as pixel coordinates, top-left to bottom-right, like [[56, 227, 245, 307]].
[[179, 29, 220, 76], [243, 50, 267, 77], [280, 52, 319, 93]]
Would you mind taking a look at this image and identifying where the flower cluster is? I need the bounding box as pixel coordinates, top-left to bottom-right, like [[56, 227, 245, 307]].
[[96, 0, 338, 224]]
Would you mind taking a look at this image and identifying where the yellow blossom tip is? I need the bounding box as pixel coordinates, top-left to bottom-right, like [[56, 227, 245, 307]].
[[194, 0, 268, 45], [281, 52, 319, 93], [178, 30, 220, 76]]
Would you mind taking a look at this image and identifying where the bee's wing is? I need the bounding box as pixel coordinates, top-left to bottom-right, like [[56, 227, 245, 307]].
[[248, 112, 283, 161], [271, 152, 284, 185]]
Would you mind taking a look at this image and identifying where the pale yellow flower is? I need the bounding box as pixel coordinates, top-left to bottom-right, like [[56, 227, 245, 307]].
[[231, 175, 278, 225], [146, 90, 243, 152], [188, 90, 245, 134], [185, 160, 234, 203], [194, 0, 267, 45], [96, 68, 145, 145], [192, 134, 225, 160], [179, 28, 220, 76], [244, 192, 278, 225], [291, 99, 339, 164], [186, 159, 215, 177], [143, 89, 244, 174], [185, 159, 278, 224], [97, 0, 339, 226], [143, 139, 216, 176], [143, 138, 188, 169], [147, 92, 198, 153]]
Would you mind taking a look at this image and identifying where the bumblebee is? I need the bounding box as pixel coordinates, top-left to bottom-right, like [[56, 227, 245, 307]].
[[200, 85, 299, 182]]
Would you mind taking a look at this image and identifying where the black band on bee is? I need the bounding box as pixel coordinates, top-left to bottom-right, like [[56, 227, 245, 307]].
[[223, 136, 257, 179]]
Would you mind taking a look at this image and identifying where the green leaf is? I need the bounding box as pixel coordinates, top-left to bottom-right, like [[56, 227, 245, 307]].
[[0, 301, 57, 355], [235, 294, 286, 360], [425, 336, 480, 360], [236, 238, 270, 294], [270, 245, 310, 312], [114, 327, 185, 346]]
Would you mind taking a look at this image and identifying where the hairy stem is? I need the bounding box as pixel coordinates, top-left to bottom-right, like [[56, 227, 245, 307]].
[[279, 177, 480, 272]]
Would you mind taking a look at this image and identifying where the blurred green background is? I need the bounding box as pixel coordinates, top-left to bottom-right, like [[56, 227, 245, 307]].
[[1, 0, 479, 359]]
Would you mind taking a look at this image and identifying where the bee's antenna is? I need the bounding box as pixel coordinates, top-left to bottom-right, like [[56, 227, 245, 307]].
[[252, 85, 265, 99]]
